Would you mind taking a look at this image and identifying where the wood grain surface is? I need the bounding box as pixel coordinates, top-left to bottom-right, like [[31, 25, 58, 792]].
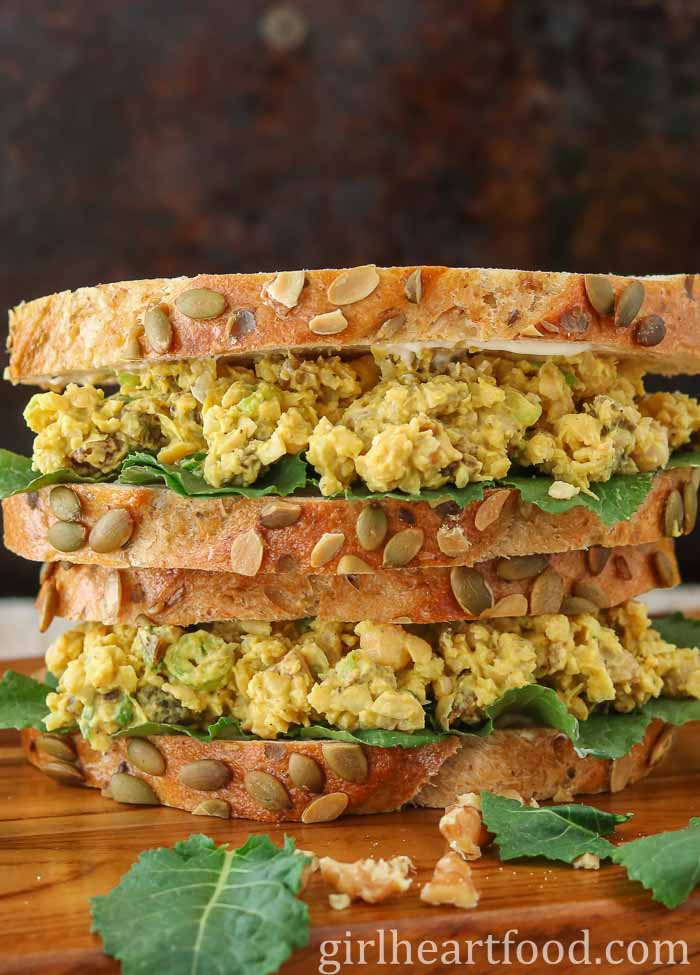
[[1, 656, 699, 975]]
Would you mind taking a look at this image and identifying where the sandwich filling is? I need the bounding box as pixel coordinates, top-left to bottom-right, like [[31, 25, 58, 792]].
[[44, 600, 700, 752], [25, 349, 700, 496]]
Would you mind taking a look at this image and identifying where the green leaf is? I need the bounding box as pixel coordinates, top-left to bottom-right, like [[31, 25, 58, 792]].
[[118, 451, 307, 498], [612, 818, 700, 909], [0, 670, 53, 730], [293, 723, 454, 748], [0, 448, 106, 500], [574, 710, 651, 760], [471, 684, 580, 740], [481, 792, 631, 864], [499, 470, 655, 524], [652, 612, 700, 649], [91, 833, 310, 975], [641, 697, 700, 726], [665, 448, 700, 470]]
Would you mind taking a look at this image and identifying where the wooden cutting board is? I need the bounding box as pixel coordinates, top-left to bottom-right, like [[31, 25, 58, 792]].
[[2, 656, 699, 975]]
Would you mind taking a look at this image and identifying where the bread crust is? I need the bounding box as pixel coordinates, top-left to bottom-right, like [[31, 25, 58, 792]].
[[40, 539, 677, 626], [3, 468, 693, 575], [22, 721, 671, 821], [7, 267, 700, 383]]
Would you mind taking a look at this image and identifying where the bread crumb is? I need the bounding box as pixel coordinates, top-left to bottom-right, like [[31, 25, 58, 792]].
[[548, 480, 580, 500], [319, 855, 414, 904], [421, 852, 480, 909], [328, 893, 351, 910], [573, 853, 601, 871]]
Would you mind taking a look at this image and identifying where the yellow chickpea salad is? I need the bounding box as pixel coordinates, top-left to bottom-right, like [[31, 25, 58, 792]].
[[25, 348, 700, 496], [44, 601, 700, 752]]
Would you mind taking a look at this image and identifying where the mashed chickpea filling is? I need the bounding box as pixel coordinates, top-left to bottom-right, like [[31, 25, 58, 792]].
[[25, 349, 700, 495], [44, 601, 700, 752]]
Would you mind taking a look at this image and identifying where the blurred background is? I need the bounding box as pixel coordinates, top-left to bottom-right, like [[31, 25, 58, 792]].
[[2, 0, 700, 600]]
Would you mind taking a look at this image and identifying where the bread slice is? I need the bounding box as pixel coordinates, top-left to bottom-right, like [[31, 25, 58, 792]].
[[39, 540, 678, 627], [22, 720, 672, 822], [4, 467, 693, 575], [7, 267, 700, 384]]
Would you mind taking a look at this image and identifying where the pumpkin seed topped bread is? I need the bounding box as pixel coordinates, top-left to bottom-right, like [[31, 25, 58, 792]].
[[4, 264, 700, 824]]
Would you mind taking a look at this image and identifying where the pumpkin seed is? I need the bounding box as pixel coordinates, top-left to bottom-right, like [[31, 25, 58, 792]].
[[192, 798, 231, 819], [683, 480, 698, 532], [179, 759, 231, 791], [44, 760, 84, 787], [489, 594, 529, 617], [322, 742, 368, 783], [377, 312, 406, 338], [572, 580, 608, 608], [615, 281, 644, 327], [559, 306, 590, 335], [495, 554, 548, 581], [37, 579, 58, 633], [383, 528, 424, 567], [175, 287, 227, 320], [266, 270, 306, 308], [685, 274, 696, 301], [561, 596, 600, 616], [649, 727, 674, 767], [288, 753, 325, 793], [230, 529, 264, 575], [127, 738, 166, 776], [301, 792, 349, 824], [244, 770, 291, 810], [584, 274, 614, 316], [404, 269, 422, 303], [633, 314, 666, 347], [327, 265, 379, 305], [474, 490, 511, 531], [356, 504, 388, 551], [449, 566, 494, 615], [613, 554, 632, 581], [89, 509, 134, 553], [47, 521, 86, 552], [259, 501, 301, 528], [436, 524, 471, 557], [337, 555, 372, 574], [264, 742, 288, 762], [228, 309, 256, 337], [308, 309, 348, 335], [310, 532, 346, 567], [36, 734, 76, 763], [110, 771, 159, 804], [124, 324, 143, 359], [102, 571, 122, 620], [609, 756, 632, 793], [529, 568, 564, 615], [586, 546, 611, 576], [664, 489, 684, 537], [49, 486, 81, 522], [144, 306, 173, 352], [652, 549, 676, 588]]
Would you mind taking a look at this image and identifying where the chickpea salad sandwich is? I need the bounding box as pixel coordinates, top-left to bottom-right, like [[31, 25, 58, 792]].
[[2, 265, 700, 823]]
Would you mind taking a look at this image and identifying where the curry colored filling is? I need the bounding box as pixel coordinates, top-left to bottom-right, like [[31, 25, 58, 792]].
[[44, 601, 700, 752], [25, 350, 700, 495]]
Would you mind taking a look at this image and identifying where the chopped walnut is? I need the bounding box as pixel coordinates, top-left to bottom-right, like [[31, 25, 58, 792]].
[[573, 853, 601, 871], [319, 855, 414, 904], [328, 893, 351, 911], [420, 852, 480, 909], [439, 792, 488, 860]]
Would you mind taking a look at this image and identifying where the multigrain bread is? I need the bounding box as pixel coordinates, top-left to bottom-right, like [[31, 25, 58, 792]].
[[4, 468, 696, 575], [22, 720, 671, 822], [38, 540, 679, 627], [7, 267, 700, 384]]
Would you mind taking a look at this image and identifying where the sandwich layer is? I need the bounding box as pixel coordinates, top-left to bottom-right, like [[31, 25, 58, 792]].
[[8, 267, 700, 383], [39, 540, 679, 627], [41, 603, 700, 752], [22, 720, 670, 821], [5, 467, 697, 575]]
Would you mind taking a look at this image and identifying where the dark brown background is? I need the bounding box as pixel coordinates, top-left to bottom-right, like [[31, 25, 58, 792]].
[[2, 0, 700, 594]]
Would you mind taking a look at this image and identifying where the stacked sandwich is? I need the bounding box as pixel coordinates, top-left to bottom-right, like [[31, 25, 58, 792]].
[[3, 266, 700, 822]]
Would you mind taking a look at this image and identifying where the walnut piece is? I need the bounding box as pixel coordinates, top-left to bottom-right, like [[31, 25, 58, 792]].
[[439, 792, 488, 860], [573, 853, 601, 871], [319, 855, 414, 904], [421, 852, 480, 909], [328, 893, 351, 910]]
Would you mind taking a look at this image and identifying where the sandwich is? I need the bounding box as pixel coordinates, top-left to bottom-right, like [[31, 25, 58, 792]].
[[2, 265, 700, 823]]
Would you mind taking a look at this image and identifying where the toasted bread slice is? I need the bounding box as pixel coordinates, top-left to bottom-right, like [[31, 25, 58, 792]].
[[4, 468, 695, 575], [7, 267, 700, 384], [22, 720, 672, 822], [38, 540, 678, 627]]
